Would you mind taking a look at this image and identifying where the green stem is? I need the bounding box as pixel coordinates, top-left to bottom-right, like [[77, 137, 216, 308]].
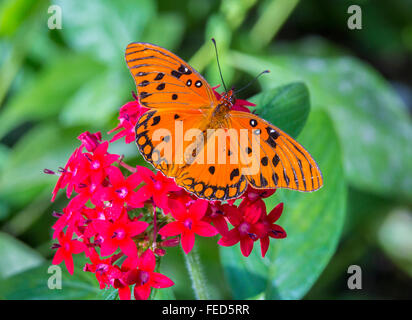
[[250, 0, 300, 49], [183, 247, 210, 300]]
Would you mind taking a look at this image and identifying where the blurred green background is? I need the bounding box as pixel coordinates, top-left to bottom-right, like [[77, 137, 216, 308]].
[[0, 0, 411, 300]]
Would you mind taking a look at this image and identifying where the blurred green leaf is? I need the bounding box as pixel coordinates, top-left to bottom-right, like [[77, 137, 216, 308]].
[[0, 53, 104, 139], [96, 287, 118, 300], [378, 208, 412, 278], [54, 0, 155, 65], [153, 287, 176, 300], [0, 262, 100, 299], [0, 0, 39, 37], [142, 13, 185, 51], [250, 82, 310, 138], [229, 51, 412, 200], [60, 70, 129, 127], [0, 124, 85, 208], [0, 232, 44, 279], [221, 110, 346, 299]]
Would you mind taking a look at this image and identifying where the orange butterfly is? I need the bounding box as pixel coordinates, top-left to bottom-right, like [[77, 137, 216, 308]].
[[125, 42, 323, 201]]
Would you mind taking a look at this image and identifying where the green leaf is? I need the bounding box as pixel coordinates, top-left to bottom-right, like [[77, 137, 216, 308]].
[[378, 208, 412, 278], [0, 232, 44, 279], [153, 287, 176, 300], [249, 82, 310, 138], [228, 51, 412, 200], [141, 13, 185, 51], [55, 0, 155, 65], [0, 124, 86, 208], [0, 262, 101, 299], [60, 70, 129, 127], [221, 110, 346, 300], [0, 0, 39, 37], [0, 53, 104, 139]]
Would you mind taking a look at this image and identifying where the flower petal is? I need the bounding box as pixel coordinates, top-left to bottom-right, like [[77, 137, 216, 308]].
[[180, 232, 195, 254], [129, 221, 149, 237], [120, 239, 138, 258], [158, 221, 183, 237], [118, 286, 131, 300], [189, 199, 209, 220], [217, 229, 240, 247], [269, 224, 287, 239], [151, 272, 174, 289], [100, 240, 118, 257], [240, 237, 254, 257], [106, 166, 124, 187], [138, 249, 156, 271], [268, 203, 284, 223], [126, 172, 143, 189], [260, 236, 270, 258], [52, 248, 65, 265], [64, 255, 74, 275], [134, 284, 151, 300], [193, 221, 218, 237]]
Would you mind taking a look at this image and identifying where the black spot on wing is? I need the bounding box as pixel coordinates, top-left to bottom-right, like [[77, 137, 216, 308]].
[[171, 70, 182, 79], [154, 73, 165, 80], [230, 168, 239, 181], [152, 115, 161, 126]]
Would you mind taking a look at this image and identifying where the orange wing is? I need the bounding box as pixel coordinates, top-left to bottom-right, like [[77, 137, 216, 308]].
[[135, 109, 248, 201], [173, 128, 249, 201], [230, 111, 323, 192], [125, 42, 217, 110]]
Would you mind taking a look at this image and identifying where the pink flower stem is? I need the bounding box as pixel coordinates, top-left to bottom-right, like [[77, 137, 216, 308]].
[[117, 156, 137, 173]]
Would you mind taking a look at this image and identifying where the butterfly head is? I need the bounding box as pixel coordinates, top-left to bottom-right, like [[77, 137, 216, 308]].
[[220, 89, 236, 108]]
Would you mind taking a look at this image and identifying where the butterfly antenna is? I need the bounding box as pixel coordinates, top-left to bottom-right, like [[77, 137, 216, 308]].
[[211, 38, 228, 93], [234, 70, 270, 95]]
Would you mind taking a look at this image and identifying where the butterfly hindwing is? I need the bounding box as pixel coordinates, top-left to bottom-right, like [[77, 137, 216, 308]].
[[174, 128, 248, 201], [135, 109, 205, 177], [136, 109, 248, 201], [230, 111, 323, 192], [126, 42, 217, 110]]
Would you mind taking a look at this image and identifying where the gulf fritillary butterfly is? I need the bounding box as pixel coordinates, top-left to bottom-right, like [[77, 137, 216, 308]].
[[126, 42, 323, 201]]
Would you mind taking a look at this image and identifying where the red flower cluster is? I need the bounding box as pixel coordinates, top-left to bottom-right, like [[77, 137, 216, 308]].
[[47, 91, 286, 299]]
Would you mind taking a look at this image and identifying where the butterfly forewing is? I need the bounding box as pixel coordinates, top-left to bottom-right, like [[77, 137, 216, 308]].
[[126, 42, 217, 109], [230, 111, 323, 192]]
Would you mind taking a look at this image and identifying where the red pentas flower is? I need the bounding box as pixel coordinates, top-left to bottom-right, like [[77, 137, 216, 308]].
[[118, 249, 174, 300], [51, 146, 83, 201], [133, 166, 181, 213], [218, 197, 287, 257], [93, 210, 148, 259], [52, 207, 84, 239], [100, 166, 145, 218], [203, 202, 236, 235], [78, 141, 119, 184], [159, 199, 218, 253], [84, 250, 123, 289], [253, 202, 287, 257], [109, 100, 148, 144], [52, 229, 86, 275], [77, 131, 102, 152]]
